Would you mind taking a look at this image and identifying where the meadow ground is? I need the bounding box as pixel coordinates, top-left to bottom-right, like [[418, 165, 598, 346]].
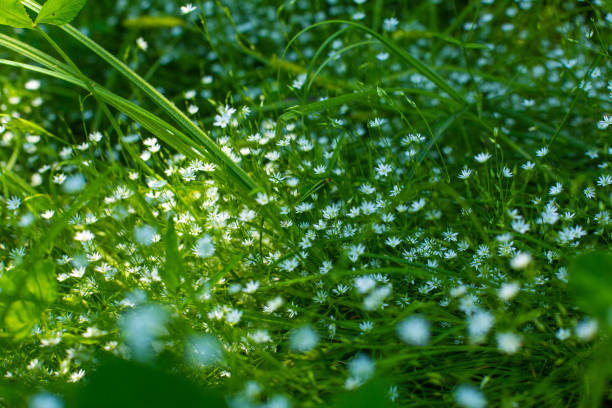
[[0, 0, 611, 407]]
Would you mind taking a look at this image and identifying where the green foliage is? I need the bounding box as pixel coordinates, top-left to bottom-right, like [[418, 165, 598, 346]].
[[3, 300, 39, 339], [0, 0, 33, 28], [569, 252, 612, 325], [35, 0, 87, 25], [24, 260, 57, 304], [72, 356, 227, 408], [163, 219, 181, 293], [0, 0, 610, 407]]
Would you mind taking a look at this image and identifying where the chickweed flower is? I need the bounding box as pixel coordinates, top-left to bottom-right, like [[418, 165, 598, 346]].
[[289, 325, 319, 353], [397, 316, 430, 346]]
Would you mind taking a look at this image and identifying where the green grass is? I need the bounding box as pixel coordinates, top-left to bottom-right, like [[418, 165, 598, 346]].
[[0, 0, 611, 407]]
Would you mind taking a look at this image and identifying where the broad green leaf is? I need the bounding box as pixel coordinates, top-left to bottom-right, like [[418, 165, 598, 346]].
[[568, 251, 612, 323], [0, 0, 33, 28], [23, 260, 57, 304], [35, 0, 86, 25], [74, 356, 227, 408], [162, 218, 181, 293], [4, 300, 39, 339]]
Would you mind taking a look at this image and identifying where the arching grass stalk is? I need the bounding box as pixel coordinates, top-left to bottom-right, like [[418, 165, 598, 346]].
[[20, 0, 263, 200], [282, 19, 468, 105], [33, 26, 127, 144]]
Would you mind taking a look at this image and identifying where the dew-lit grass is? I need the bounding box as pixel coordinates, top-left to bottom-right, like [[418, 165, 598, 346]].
[[0, 0, 611, 407]]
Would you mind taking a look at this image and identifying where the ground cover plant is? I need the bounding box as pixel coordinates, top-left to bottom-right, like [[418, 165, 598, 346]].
[[0, 0, 611, 406]]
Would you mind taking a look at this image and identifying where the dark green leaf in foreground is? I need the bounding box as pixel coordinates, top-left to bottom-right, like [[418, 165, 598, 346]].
[[72, 356, 227, 408], [0, 0, 33, 28], [568, 251, 612, 323], [35, 0, 87, 25], [331, 380, 394, 408]]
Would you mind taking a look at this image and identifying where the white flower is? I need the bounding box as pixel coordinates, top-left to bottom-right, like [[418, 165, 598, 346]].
[[521, 161, 535, 170], [354, 275, 376, 294], [225, 308, 242, 324], [289, 325, 319, 353], [134, 225, 157, 246], [359, 321, 374, 333], [346, 353, 375, 387], [249, 330, 271, 343], [575, 318, 598, 341], [28, 393, 63, 408], [213, 104, 236, 128], [556, 328, 571, 341], [25, 79, 41, 90], [511, 218, 530, 234], [539, 202, 559, 225], [263, 296, 283, 314], [557, 225, 587, 244], [363, 284, 392, 310], [474, 152, 491, 163], [454, 384, 487, 408], [119, 304, 169, 361], [243, 280, 260, 294], [597, 114, 612, 129], [510, 252, 531, 269], [82, 326, 107, 338], [136, 37, 148, 52], [6, 196, 20, 211], [62, 174, 86, 194], [180, 3, 197, 14], [348, 243, 366, 262], [185, 334, 223, 367], [70, 266, 86, 278], [193, 234, 215, 258], [468, 310, 495, 342], [410, 198, 426, 212], [385, 236, 402, 248], [187, 104, 199, 115], [53, 173, 67, 184], [397, 316, 430, 346], [375, 162, 393, 177], [368, 117, 385, 128], [549, 182, 563, 195], [89, 131, 103, 143], [69, 369, 85, 383], [458, 167, 473, 179], [383, 17, 399, 31], [596, 174, 612, 187], [496, 332, 522, 354], [291, 73, 306, 90], [74, 230, 95, 242], [41, 210, 55, 220], [498, 282, 520, 301]]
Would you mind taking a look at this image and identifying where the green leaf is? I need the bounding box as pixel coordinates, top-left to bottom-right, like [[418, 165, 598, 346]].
[[23, 260, 57, 304], [162, 218, 181, 293], [568, 251, 612, 323], [0, 0, 33, 28], [35, 0, 86, 25], [74, 356, 227, 408], [4, 300, 39, 339]]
